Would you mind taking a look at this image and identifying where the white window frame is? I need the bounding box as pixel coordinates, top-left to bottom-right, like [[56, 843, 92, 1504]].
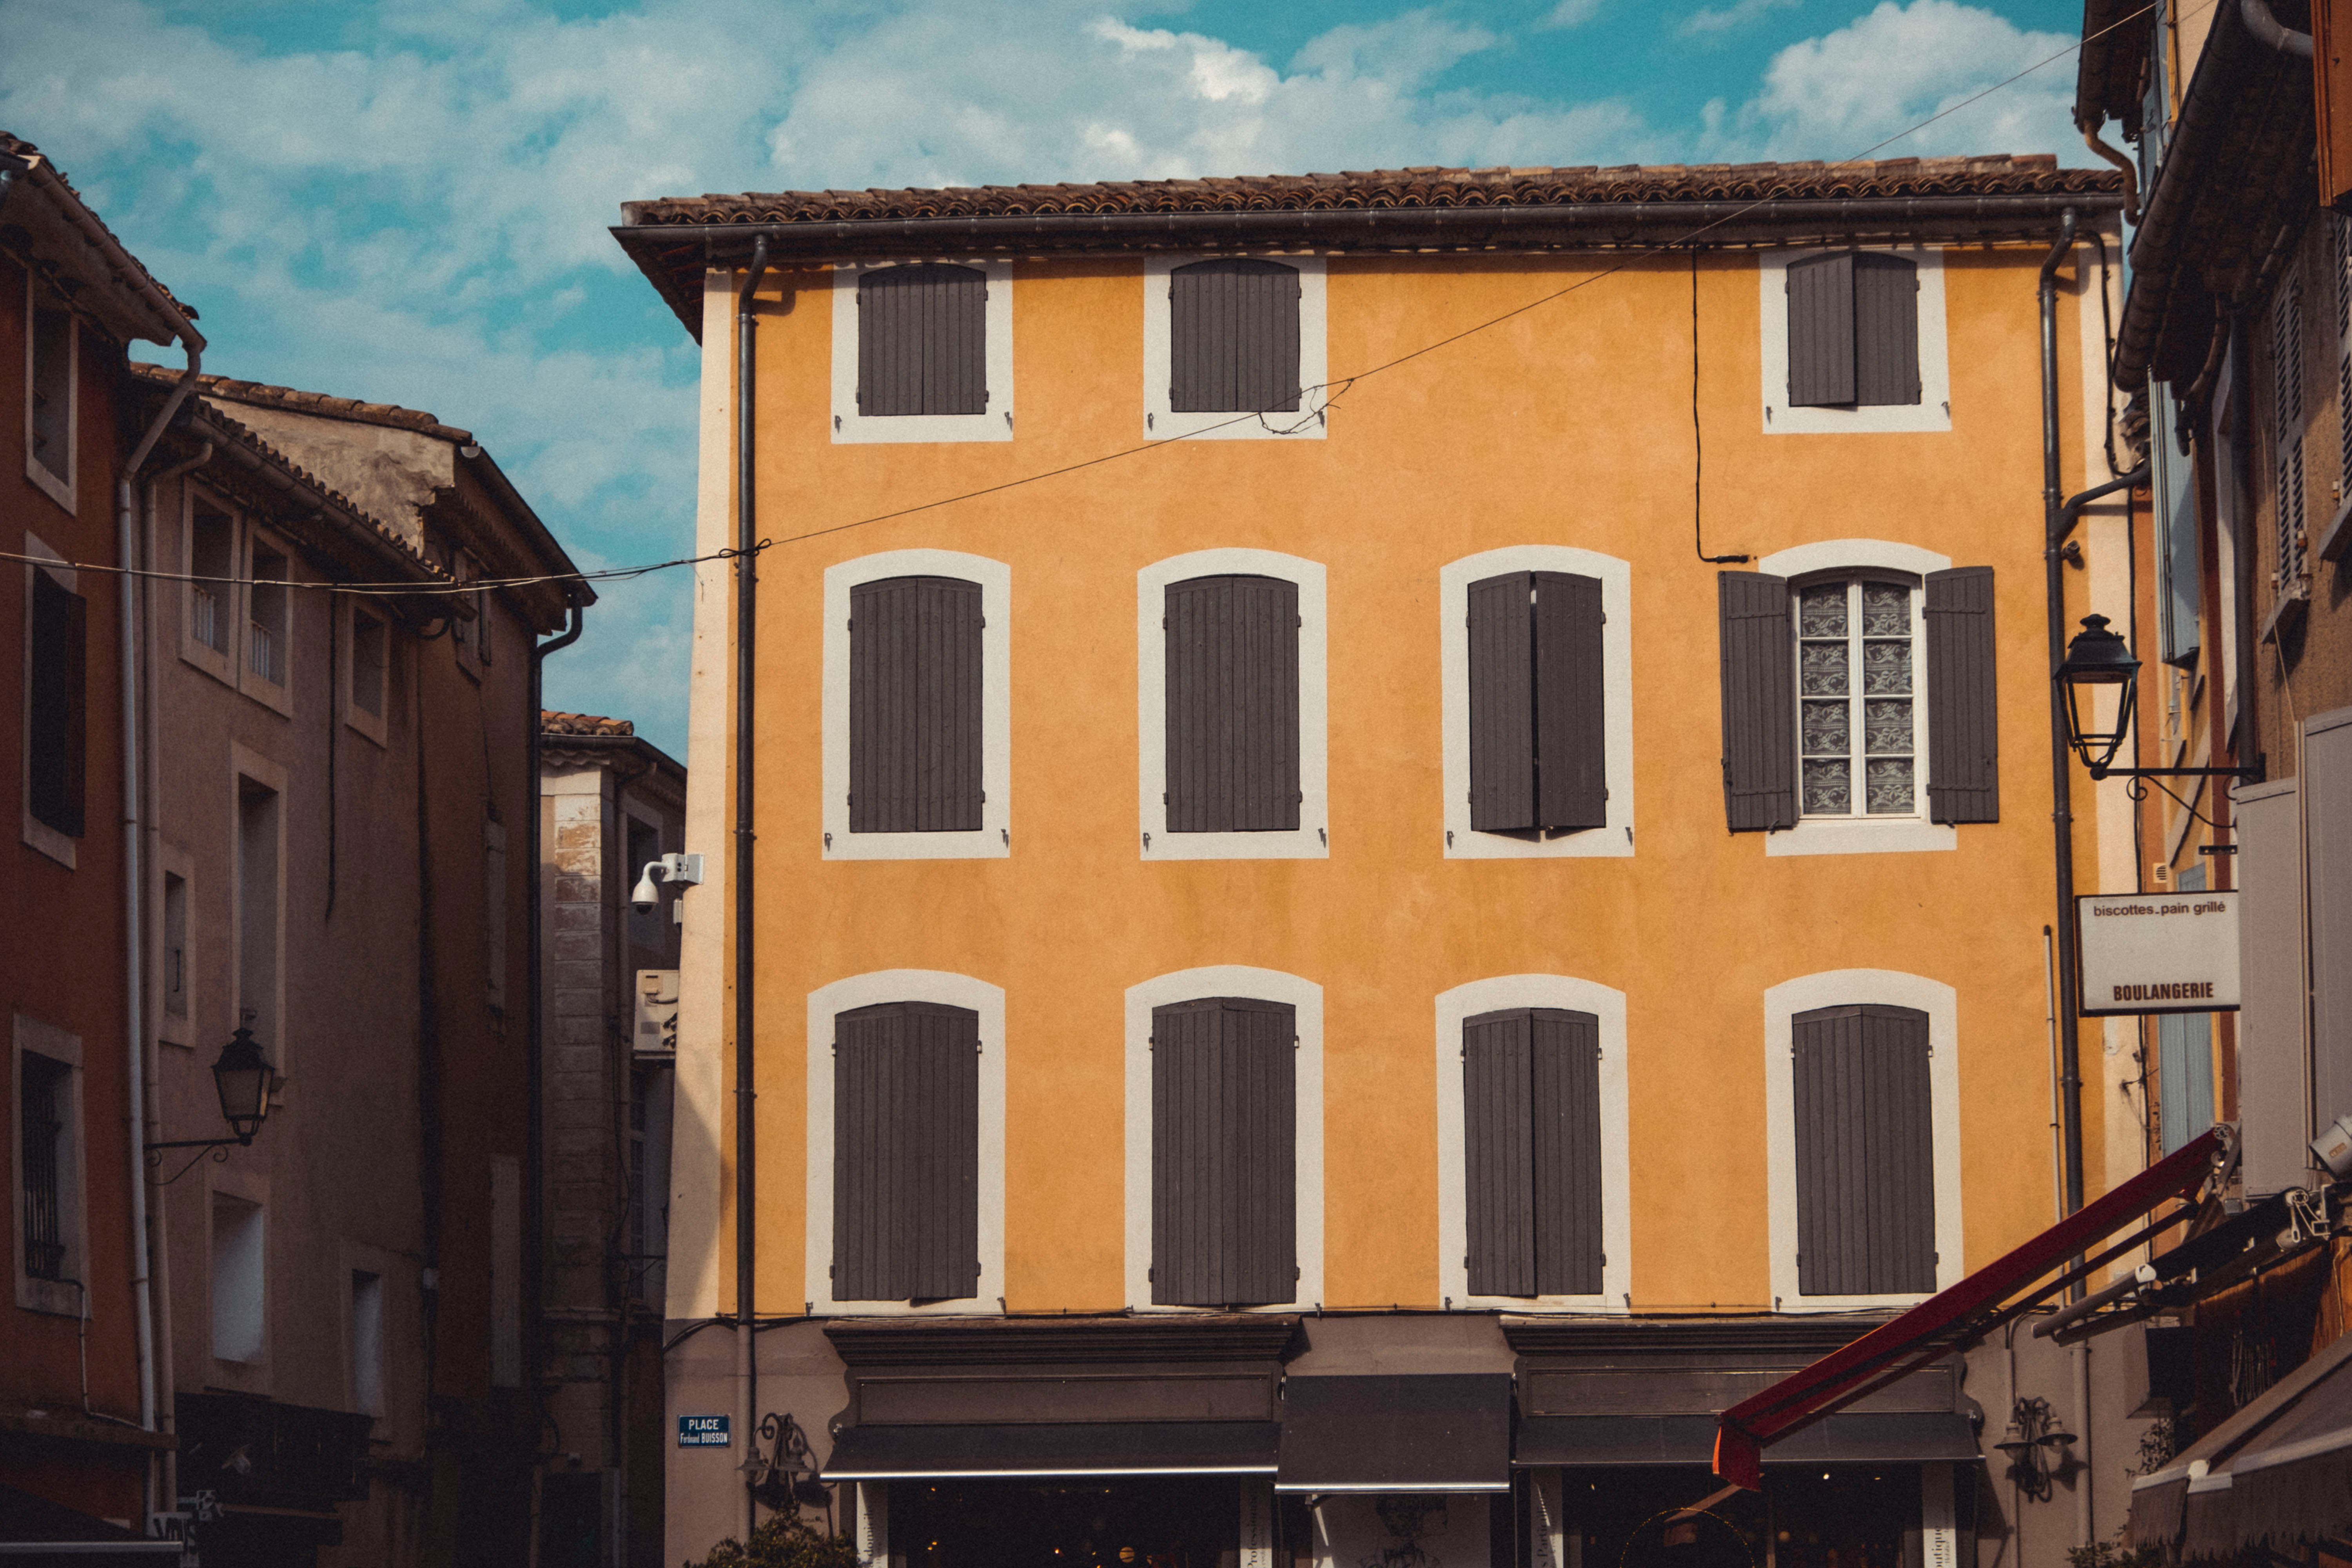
[[1143, 256, 1328, 443], [1138, 549, 1327, 860], [344, 1247, 392, 1421], [22, 275, 76, 511], [1439, 547, 1635, 860], [1759, 246, 1951, 436], [1762, 969, 1963, 1311], [804, 970, 1006, 1316], [209, 1185, 269, 1368], [830, 261, 1014, 444], [821, 550, 1011, 860], [1123, 965, 1323, 1312], [1434, 976, 1632, 1312], [342, 597, 390, 748], [179, 487, 237, 687], [238, 526, 294, 718], [13, 1013, 87, 1318], [1758, 540, 1956, 858], [20, 532, 77, 869]]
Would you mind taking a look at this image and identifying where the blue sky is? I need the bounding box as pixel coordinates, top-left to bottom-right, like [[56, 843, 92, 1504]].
[[4, 0, 2092, 756]]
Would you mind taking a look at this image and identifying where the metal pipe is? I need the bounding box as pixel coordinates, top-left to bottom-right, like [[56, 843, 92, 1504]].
[[734, 236, 771, 1542], [2040, 210, 2087, 1241], [2241, 0, 2315, 56], [2080, 129, 2142, 226]]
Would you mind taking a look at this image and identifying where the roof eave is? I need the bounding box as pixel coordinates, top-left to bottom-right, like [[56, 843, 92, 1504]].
[[0, 154, 201, 350]]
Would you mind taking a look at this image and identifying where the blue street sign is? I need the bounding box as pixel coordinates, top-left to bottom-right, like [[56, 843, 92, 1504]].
[[678, 1414, 731, 1447]]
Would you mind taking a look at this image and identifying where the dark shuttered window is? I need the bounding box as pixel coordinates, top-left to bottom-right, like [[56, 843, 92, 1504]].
[[1467, 571, 1606, 834], [1151, 997, 1296, 1307], [28, 569, 88, 839], [832, 1002, 981, 1301], [1923, 567, 1999, 823], [1170, 260, 1302, 414], [1717, 572, 1796, 832], [849, 576, 983, 833], [1462, 1009, 1603, 1298], [1788, 251, 1920, 408], [1792, 1004, 1935, 1297], [857, 264, 988, 417], [1164, 575, 1299, 833]]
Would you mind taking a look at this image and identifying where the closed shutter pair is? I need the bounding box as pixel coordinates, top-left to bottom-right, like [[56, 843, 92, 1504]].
[[832, 1001, 982, 1301], [1461, 1008, 1603, 1297], [857, 265, 987, 417], [848, 576, 982, 832], [1466, 572, 1604, 834], [1791, 1004, 1935, 1296], [1717, 568, 1998, 830], [1787, 252, 1921, 408], [1151, 997, 1296, 1306], [1165, 575, 1300, 832]]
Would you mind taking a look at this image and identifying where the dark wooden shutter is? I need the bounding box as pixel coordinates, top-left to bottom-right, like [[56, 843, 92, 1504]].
[[1787, 253, 1857, 407], [1852, 253, 1921, 407], [833, 1002, 981, 1301], [1923, 567, 1999, 824], [1717, 572, 1796, 832], [1466, 575, 1536, 833], [28, 571, 87, 839], [1468, 572, 1604, 833], [857, 264, 987, 417], [849, 576, 983, 833], [1164, 575, 1300, 833], [1792, 1005, 1935, 1297], [1530, 1009, 1604, 1297], [1462, 1010, 1535, 1296], [1152, 997, 1296, 1306], [1170, 260, 1302, 414]]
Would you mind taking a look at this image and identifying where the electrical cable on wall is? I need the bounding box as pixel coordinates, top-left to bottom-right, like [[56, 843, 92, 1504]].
[[1692, 246, 1750, 565]]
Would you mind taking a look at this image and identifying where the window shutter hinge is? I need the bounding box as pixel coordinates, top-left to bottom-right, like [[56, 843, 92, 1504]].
[[829, 1264, 836, 1277], [1294, 1267, 1301, 1280], [1148, 1267, 1155, 1281]]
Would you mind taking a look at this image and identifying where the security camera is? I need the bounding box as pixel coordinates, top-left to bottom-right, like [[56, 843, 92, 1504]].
[[631, 864, 664, 914], [631, 852, 705, 914]]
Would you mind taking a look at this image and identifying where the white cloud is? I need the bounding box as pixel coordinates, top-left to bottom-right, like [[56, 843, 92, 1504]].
[[1679, 0, 1802, 38], [1536, 0, 1604, 28]]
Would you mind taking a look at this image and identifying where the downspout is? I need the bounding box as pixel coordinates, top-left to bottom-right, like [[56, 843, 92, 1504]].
[[141, 439, 212, 1527], [2241, 0, 2315, 56], [118, 330, 204, 1535], [734, 236, 769, 1543], [2081, 129, 2142, 227], [2039, 209, 2085, 1238]]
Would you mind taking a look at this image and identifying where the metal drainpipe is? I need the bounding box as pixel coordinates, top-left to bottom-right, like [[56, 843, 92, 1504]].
[[735, 237, 770, 1543], [2039, 210, 2087, 1239], [2242, 0, 2316, 56], [116, 333, 204, 1535]]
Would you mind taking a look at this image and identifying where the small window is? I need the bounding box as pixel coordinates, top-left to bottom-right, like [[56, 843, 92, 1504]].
[[164, 873, 190, 1019], [1150, 996, 1295, 1308], [1796, 578, 1921, 819], [237, 777, 281, 1060], [1787, 251, 1920, 408], [1791, 1004, 1935, 1298], [1169, 259, 1300, 414], [831, 1002, 980, 1302], [848, 577, 982, 833], [1466, 571, 1604, 836], [25, 284, 75, 504], [211, 1192, 266, 1363], [1460, 1008, 1602, 1298], [19, 1053, 73, 1284], [27, 566, 88, 840], [858, 265, 987, 416], [350, 607, 387, 719], [247, 543, 288, 687], [349, 1270, 385, 1417], [1163, 575, 1299, 834], [189, 502, 234, 657]]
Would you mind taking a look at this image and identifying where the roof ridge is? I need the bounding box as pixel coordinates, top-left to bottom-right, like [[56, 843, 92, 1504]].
[[130, 363, 474, 443]]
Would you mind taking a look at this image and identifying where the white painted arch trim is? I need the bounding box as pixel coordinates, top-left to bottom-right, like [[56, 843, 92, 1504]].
[[1756, 539, 1951, 582], [1138, 550, 1328, 860], [1762, 969, 1964, 1311], [1439, 548, 1635, 859], [830, 261, 1014, 443], [1143, 256, 1328, 442], [1758, 246, 1951, 436], [805, 970, 1007, 1315], [1434, 976, 1632, 1312], [822, 551, 1011, 860], [1123, 966, 1324, 1311]]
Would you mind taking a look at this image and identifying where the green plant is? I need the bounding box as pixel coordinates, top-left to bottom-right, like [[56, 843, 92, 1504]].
[[2063, 1528, 2163, 1568], [684, 1511, 860, 1568]]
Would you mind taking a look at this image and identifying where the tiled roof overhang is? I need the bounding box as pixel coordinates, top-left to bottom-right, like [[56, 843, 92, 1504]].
[[614, 156, 2123, 339], [2077, 0, 2157, 137], [2114, 0, 2317, 390], [0, 132, 199, 350]]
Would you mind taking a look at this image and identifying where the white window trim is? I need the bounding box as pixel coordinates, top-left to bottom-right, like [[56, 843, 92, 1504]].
[[238, 526, 294, 719], [1138, 549, 1327, 860], [1759, 246, 1951, 436], [205, 1170, 272, 1374], [1123, 966, 1323, 1312], [1763, 969, 1963, 1311], [1758, 540, 1956, 858], [804, 970, 1006, 1315], [1433, 976, 1632, 1312], [20, 532, 76, 869], [22, 276, 76, 511], [830, 261, 1014, 444], [1142, 256, 1328, 443], [1439, 547, 1635, 860], [822, 550, 1011, 860], [341, 598, 390, 748], [342, 1240, 395, 1423], [178, 486, 236, 688], [13, 1013, 87, 1318]]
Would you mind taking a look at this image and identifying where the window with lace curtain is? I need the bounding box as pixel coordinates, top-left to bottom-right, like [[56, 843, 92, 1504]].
[[1797, 576, 1922, 818]]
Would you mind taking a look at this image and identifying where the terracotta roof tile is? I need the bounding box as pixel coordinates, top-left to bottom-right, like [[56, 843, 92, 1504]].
[[162, 370, 474, 443], [1, 130, 199, 323], [541, 710, 636, 737]]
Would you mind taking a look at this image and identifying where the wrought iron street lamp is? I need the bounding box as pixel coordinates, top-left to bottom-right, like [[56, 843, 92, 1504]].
[[147, 1025, 274, 1173], [2054, 615, 2262, 782]]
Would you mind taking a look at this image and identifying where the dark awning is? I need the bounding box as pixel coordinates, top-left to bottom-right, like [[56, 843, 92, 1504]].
[[2128, 1330, 2352, 1558], [1520, 1412, 1976, 1469], [1713, 1127, 2230, 1489], [823, 1421, 1278, 1480], [1276, 1374, 1511, 1494]]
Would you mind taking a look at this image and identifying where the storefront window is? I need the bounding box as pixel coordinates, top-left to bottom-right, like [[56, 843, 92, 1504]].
[[889, 1480, 1276, 1568]]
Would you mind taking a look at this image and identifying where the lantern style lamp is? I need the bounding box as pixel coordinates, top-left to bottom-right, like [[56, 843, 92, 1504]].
[[210, 1025, 273, 1144], [2054, 615, 2139, 776]]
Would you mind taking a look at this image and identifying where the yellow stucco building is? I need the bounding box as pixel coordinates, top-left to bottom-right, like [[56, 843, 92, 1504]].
[[617, 155, 2134, 1568]]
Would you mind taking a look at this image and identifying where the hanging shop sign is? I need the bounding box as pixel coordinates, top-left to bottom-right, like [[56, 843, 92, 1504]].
[[2076, 891, 2240, 1016]]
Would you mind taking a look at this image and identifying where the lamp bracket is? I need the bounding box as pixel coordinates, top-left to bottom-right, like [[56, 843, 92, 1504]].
[[2086, 764, 2265, 782]]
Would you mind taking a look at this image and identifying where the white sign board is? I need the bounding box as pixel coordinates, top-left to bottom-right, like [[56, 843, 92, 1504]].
[[2077, 891, 2240, 1016]]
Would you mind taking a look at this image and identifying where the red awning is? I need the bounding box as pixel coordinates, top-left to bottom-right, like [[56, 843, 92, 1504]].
[[1712, 1126, 2230, 1489]]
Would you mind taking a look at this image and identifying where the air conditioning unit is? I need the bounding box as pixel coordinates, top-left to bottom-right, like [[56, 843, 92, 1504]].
[[634, 970, 679, 1057]]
